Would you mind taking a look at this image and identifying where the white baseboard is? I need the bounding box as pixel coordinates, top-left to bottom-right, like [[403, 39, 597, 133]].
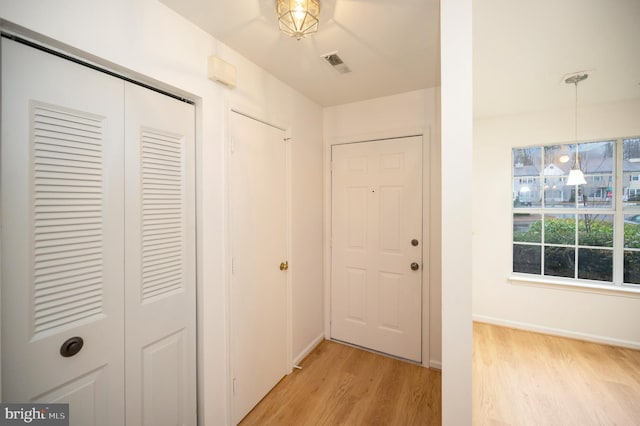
[[292, 332, 325, 367], [429, 360, 442, 370], [473, 314, 640, 350]]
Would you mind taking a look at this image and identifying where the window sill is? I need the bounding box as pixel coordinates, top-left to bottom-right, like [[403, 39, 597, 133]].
[[509, 274, 640, 298]]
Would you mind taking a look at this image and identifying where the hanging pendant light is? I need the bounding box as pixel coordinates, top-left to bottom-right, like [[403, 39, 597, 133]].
[[565, 73, 588, 186], [566, 167, 586, 185], [276, 0, 320, 40]]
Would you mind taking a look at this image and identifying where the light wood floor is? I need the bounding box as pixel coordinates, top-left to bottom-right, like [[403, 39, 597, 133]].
[[239, 324, 640, 425], [473, 322, 640, 425], [239, 340, 442, 425]]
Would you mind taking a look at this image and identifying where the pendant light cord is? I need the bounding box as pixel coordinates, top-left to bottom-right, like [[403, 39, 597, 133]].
[[574, 80, 580, 168], [566, 73, 588, 168], [564, 73, 588, 186]]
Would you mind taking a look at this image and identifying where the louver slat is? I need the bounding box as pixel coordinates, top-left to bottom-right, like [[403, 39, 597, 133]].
[[32, 104, 105, 335], [141, 130, 185, 302]]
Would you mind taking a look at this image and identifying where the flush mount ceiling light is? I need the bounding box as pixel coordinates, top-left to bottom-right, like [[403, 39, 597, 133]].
[[565, 73, 588, 186], [276, 0, 320, 40]]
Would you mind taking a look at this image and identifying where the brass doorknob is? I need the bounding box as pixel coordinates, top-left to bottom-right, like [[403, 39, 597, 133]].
[[410, 262, 420, 271], [280, 261, 289, 271]]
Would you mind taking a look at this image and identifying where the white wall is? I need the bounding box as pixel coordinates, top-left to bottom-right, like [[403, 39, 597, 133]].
[[323, 88, 442, 367], [440, 0, 473, 423], [0, 0, 324, 424], [473, 98, 640, 348]]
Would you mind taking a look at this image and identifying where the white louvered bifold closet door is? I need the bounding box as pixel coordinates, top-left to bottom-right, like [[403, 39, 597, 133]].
[[123, 83, 196, 426], [1, 38, 126, 425], [1, 38, 196, 426]]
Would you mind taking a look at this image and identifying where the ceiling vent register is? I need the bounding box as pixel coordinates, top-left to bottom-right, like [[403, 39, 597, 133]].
[[322, 52, 351, 74]]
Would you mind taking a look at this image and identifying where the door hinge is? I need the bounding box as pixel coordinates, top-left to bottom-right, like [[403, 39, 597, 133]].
[[230, 139, 235, 155], [231, 257, 236, 274], [232, 378, 237, 395]]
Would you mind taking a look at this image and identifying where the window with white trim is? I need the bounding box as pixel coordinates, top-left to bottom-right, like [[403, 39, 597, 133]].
[[512, 137, 640, 287]]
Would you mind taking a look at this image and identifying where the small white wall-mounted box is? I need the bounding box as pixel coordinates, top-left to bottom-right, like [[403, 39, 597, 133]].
[[208, 55, 236, 88]]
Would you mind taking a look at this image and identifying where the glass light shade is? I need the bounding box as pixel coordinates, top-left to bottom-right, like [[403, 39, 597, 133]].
[[276, 0, 320, 39], [566, 168, 586, 186]]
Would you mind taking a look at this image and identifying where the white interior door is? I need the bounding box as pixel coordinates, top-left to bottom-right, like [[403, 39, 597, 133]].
[[1, 39, 125, 424], [229, 112, 288, 425], [123, 83, 196, 426], [330, 137, 423, 362]]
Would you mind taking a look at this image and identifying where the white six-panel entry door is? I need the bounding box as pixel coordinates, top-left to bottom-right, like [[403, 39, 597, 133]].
[[331, 136, 423, 362], [1, 37, 196, 425]]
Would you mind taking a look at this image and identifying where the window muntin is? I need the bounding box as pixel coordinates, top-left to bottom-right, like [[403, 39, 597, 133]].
[[622, 138, 640, 285], [512, 138, 640, 288], [513, 244, 541, 275], [513, 147, 542, 208], [624, 252, 640, 284], [577, 141, 615, 210], [578, 214, 613, 247], [623, 138, 640, 206], [513, 213, 541, 243], [544, 246, 575, 278]]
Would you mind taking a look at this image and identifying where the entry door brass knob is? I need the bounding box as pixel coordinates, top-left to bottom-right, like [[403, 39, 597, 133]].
[[280, 261, 289, 271], [410, 262, 420, 271]]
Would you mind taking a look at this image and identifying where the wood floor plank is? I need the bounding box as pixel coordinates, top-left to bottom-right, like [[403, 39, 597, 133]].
[[239, 340, 442, 425], [473, 322, 640, 426], [239, 323, 640, 425]]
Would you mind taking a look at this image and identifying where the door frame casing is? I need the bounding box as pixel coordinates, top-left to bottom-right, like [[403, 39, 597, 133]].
[[224, 104, 293, 422], [324, 129, 432, 367]]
